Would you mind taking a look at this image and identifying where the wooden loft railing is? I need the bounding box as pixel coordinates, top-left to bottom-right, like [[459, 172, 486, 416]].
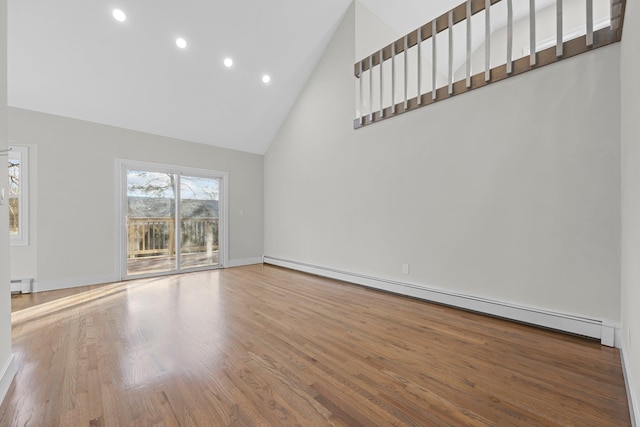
[[354, 0, 627, 129]]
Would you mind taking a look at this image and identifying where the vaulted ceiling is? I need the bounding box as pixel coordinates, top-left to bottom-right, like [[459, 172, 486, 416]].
[[7, 0, 481, 154]]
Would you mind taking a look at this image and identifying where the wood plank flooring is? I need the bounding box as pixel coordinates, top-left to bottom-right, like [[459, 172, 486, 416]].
[[1, 264, 631, 426]]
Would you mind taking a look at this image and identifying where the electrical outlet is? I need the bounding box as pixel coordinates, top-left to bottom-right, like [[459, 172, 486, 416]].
[[402, 264, 410, 274]]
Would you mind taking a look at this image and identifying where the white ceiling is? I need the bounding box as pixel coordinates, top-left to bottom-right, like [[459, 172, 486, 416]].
[[8, 0, 353, 154], [6, 0, 552, 154]]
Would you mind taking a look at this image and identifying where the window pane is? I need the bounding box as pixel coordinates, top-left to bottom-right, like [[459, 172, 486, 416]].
[[180, 175, 220, 269], [8, 159, 19, 196], [126, 169, 177, 276], [8, 157, 20, 236], [9, 197, 18, 235]]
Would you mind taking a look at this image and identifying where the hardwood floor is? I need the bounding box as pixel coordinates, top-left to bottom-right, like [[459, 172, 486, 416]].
[[1, 264, 631, 426]]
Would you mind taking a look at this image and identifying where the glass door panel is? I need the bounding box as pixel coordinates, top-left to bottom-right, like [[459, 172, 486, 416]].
[[179, 176, 220, 269], [126, 170, 177, 276]]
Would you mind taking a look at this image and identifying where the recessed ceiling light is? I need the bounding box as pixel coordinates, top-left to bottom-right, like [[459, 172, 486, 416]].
[[224, 58, 233, 68], [262, 74, 271, 84], [176, 38, 187, 49], [112, 9, 126, 22]]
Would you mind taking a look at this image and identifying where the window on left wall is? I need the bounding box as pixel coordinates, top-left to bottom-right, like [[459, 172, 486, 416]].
[[8, 146, 28, 246]]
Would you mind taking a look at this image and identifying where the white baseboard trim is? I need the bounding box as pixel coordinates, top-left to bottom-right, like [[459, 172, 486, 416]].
[[0, 354, 16, 406], [226, 257, 264, 268], [33, 274, 118, 293], [621, 342, 639, 427], [264, 256, 620, 347]]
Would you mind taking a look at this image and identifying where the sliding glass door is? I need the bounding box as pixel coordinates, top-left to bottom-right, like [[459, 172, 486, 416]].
[[121, 161, 225, 278]]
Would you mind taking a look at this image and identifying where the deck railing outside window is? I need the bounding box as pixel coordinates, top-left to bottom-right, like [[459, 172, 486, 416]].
[[127, 217, 219, 259]]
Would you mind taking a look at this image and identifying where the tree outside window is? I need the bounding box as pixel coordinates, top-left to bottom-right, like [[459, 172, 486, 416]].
[[8, 156, 19, 235], [8, 146, 28, 246]]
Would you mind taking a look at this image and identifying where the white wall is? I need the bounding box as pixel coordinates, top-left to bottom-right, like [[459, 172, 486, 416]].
[[0, 0, 15, 404], [621, 0, 640, 420], [356, 0, 397, 61], [265, 3, 621, 324], [8, 108, 264, 291]]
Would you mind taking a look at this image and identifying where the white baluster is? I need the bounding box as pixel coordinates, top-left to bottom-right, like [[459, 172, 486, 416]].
[[392, 42, 396, 113], [359, 61, 364, 124], [485, 0, 491, 81], [380, 50, 384, 117], [404, 35, 409, 110], [466, 0, 472, 88], [432, 20, 437, 100], [530, 0, 537, 66], [369, 55, 374, 121], [449, 10, 454, 94], [418, 28, 422, 105], [586, 0, 594, 46], [556, 0, 563, 57], [507, 0, 513, 74]]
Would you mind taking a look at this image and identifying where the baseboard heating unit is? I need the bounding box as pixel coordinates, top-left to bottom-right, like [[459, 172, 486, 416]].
[[10, 278, 33, 295]]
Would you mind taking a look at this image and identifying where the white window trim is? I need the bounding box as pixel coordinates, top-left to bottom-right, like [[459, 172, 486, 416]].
[[9, 145, 29, 246], [114, 158, 229, 280]]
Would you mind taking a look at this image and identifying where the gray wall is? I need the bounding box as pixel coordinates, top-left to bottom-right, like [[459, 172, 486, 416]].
[[265, 3, 621, 322], [621, 0, 640, 417], [0, 0, 13, 400], [9, 108, 264, 290]]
